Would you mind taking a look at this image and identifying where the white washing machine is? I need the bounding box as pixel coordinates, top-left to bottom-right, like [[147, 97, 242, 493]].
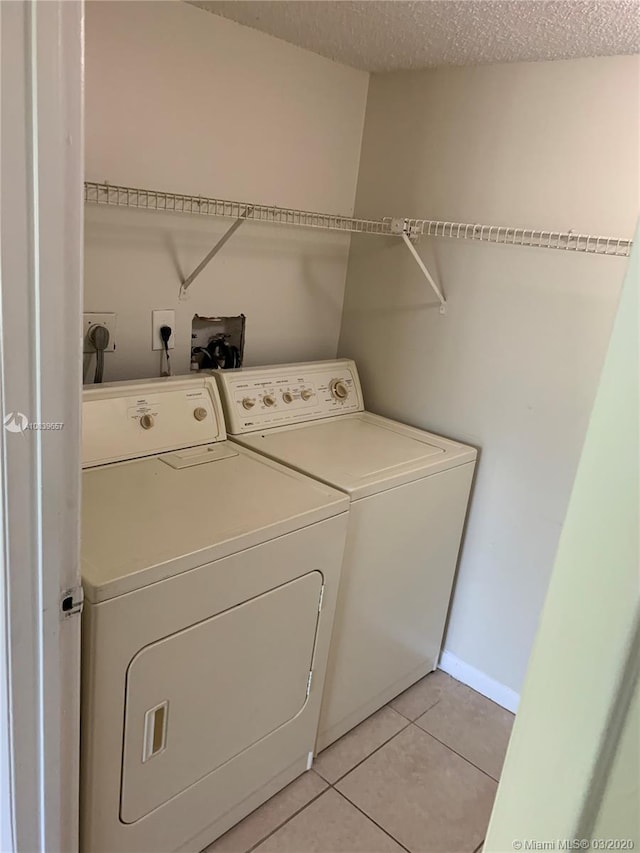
[[214, 360, 477, 751], [80, 375, 349, 853]]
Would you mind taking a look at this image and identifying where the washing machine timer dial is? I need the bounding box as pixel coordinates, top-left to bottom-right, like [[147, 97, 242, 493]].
[[263, 394, 276, 407], [330, 379, 349, 401], [139, 414, 154, 430]]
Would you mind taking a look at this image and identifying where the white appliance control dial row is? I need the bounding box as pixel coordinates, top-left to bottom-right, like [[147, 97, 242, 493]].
[[82, 378, 225, 467], [217, 362, 364, 434]]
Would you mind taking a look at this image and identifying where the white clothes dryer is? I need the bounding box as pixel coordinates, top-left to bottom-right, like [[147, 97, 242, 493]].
[[80, 375, 348, 852], [214, 360, 476, 751]]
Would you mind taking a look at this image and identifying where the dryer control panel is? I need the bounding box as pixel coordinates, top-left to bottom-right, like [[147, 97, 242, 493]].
[[214, 359, 364, 434], [82, 376, 226, 467]]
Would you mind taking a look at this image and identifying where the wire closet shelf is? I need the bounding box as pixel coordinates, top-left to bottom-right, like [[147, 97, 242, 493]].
[[84, 181, 392, 235], [84, 181, 633, 258], [84, 181, 633, 310]]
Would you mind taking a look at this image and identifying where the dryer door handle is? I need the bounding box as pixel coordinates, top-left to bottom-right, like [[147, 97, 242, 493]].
[[142, 700, 169, 762]]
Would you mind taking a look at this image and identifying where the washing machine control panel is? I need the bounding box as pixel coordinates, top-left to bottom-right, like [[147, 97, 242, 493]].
[[215, 360, 364, 434], [82, 376, 226, 467]]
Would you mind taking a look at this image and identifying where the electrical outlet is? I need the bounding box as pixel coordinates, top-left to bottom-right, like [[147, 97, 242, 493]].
[[84, 313, 116, 354], [152, 310, 175, 351]]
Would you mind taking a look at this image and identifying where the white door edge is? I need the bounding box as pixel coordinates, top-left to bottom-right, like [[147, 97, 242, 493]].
[[0, 2, 83, 851]]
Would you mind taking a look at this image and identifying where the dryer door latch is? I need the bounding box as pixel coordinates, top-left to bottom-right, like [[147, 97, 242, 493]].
[[61, 585, 84, 618]]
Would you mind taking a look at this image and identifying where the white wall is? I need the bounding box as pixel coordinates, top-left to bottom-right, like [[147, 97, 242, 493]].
[[84, 1, 368, 381], [339, 56, 639, 698], [486, 224, 639, 849]]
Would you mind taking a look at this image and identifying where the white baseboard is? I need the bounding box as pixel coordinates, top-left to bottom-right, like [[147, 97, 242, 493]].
[[438, 650, 520, 713]]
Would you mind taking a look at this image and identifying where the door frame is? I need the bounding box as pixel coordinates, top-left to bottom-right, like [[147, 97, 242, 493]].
[[0, 2, 84, 850]]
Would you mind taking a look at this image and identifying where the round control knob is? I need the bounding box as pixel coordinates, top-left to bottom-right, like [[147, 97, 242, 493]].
[[139, 414, 154, 430], [242, 397, 255, 410], [193, 406, 208, 421], [263, 394, 276, 407], [282, 391, 293, 404], [330, 379, 349, 400], [300, 389, 313, 401]]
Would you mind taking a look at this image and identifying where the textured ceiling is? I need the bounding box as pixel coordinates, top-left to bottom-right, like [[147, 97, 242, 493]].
[[191, 0, 640, 71]]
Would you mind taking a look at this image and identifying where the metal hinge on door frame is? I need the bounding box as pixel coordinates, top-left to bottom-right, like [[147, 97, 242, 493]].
[[60, 584, 83, 618]]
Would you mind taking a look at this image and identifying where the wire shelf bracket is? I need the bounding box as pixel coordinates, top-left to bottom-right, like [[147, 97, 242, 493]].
[[84, 182, 634, 308], [402, 231, 446, 313], [179, 206, 253, 300], [389, 218, 446, 312]]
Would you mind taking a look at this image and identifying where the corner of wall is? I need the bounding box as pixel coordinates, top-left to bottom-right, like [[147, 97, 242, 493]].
[[439, 650, 520, 713]]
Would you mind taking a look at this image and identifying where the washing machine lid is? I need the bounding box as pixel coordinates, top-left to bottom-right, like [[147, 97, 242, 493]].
[[233, 412, 477, 500], [81, 442, 348, 603]]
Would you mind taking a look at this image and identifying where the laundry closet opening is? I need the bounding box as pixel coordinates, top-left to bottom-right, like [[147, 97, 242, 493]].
[[76, 3, 639, 852]]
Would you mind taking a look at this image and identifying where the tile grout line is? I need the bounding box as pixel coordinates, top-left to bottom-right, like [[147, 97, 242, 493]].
[[388, 696, 441, 723], [243, 718, 415, 853], [235, 679, 498, 853], [236, 709, 418, 853], [320, 717, 413, 786], [243, 782, 329, 853], [331, 786, 413, 853], [410, 723, 501, 784], [397, 681, 509, 783], [322, 702, 499, 788], [230, 732, 492, 853], [326, 718, 495, 852]]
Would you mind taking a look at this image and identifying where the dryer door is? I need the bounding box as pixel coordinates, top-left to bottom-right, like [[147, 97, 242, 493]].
[[120, 571, 323, 823]]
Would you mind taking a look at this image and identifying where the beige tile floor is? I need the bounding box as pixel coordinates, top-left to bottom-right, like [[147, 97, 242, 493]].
[[205, 672, 514, 853]]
